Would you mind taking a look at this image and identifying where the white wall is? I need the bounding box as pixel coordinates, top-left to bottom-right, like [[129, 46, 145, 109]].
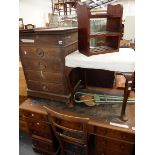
[[19, 0, 52, 27], [19, 0, 135, 41]]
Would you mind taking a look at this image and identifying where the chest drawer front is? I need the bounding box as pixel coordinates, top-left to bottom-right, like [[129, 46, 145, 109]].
[[20, 35, 36, 45], [36, 35, 65, 46], [21, 59, 63, 72], [32, 138, 55, 153], [25, 70, 63, 83], [27, 81, 65, 94], [20, 46, 61, 59], [96, 136, 134, 155], [23, 110, 48, 121], [95, 126, 134, 142], [30, 128, 52, 139], [27, 119, 50, 131]]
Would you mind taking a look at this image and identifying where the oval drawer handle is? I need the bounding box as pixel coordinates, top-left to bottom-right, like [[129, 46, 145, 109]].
[[36, 48, 44, 57], [36, 122, 40, 125], [39, 62, 46, 70], [31, 113, 34, 117]]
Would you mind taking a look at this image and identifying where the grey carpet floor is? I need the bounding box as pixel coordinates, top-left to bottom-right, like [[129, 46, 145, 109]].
[[19, 131, 41, 155]]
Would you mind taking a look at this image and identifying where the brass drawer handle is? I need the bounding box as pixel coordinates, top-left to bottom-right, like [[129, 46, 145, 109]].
[[36, 122, 40, 125], [39, 62, 46, 70], [36, 48, 44, 57]]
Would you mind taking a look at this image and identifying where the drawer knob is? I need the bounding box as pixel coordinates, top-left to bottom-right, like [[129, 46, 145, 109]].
[[42, 85, 48, 91], [31, 114, 34, 117], [39, 62, 46, 70], [36, 48, 44, 57], [36, 122, 40, 125]]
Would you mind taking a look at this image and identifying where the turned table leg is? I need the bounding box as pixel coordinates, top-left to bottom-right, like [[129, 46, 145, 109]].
[[120, 72, 134, 121]]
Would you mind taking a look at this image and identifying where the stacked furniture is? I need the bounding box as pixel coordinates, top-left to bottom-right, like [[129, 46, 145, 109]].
[[20, 98, 135, 155], [77, 2, 123, 56], [19, 27, 78, 104]]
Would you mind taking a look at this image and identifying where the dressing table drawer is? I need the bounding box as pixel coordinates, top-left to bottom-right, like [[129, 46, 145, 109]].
[[96, 136, 134, 155], [95, 126, 134, 142], [23, 110, 48, 122], [32, 136, 55, 153]]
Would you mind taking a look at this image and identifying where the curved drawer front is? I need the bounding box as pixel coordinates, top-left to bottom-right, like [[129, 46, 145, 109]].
[[27, 81, 65, 94], [25, 70, 63, 84], [20, 46, 61, 59], [22, 59, 63, 72]]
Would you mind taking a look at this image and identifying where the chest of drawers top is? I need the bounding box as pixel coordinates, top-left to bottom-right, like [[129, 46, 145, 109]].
[[19, 27, 78, 47]]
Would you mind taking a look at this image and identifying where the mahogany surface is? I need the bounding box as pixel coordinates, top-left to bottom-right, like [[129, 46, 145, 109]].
[[20, 98, 135, 155]]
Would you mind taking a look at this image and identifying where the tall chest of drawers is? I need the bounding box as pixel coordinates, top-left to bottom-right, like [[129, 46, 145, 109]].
[[19, 28, 78, 103]]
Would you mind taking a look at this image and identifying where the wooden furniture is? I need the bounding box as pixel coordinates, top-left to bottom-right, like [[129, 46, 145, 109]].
[[65, 48, 135, 121], [20, 98, 135, 155], [19, 28, 78, 103], [53, 0, 78, 15], [77, 2, 123, 56], [53, 0, 66, 15], [44, 106, 89, 155], [19, 61, 28, 133]]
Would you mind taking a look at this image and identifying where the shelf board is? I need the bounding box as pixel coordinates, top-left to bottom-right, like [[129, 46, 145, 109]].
[[89, 46, 118, 55], [90, 31, 120, 38], [90, 13, 121, 18]]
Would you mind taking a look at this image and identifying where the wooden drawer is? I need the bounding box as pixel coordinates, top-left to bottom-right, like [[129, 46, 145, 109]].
[[32, 136, 55, 153], [95, 126, 134, 142], [23, 110, 48, 121], [21, 58, 63, 72], [27, 119, 50, 131], [24, 70, 63, 84], [27, 81, 65, 94], [35, 33, 77, 46], [20, 46, 61, 59], [96, 136, 134, 155], [20, 35, 36, 45], [29, 128, 52, 139]]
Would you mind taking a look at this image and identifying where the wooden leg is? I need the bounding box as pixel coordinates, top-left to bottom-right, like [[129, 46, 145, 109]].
[[120, 72, 134, 121], [64, 67, 75, 107]]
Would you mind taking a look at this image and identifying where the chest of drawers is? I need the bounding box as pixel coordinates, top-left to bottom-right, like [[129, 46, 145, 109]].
[[19, 28, 78, 103]]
